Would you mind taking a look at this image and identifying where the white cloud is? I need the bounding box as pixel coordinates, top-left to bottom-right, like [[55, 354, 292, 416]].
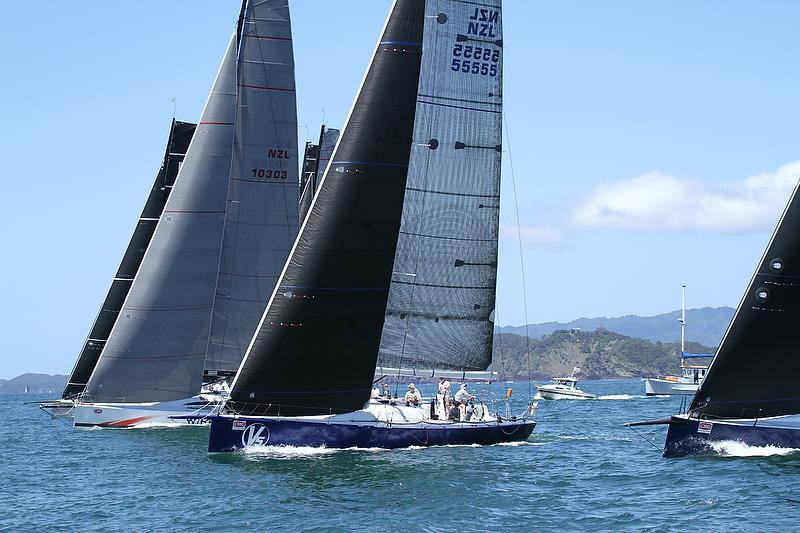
[[500, 223, 563, 247], [571, 161, 800, 234]]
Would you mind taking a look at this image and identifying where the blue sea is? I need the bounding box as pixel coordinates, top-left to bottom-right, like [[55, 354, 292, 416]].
[[5, 379, 800, 532]]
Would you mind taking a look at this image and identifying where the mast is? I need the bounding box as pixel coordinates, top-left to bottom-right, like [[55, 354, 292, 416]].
[[680, 284, 685, 355]]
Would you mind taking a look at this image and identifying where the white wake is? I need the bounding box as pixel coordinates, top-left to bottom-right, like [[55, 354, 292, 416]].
[[709, 440, 800, 457]]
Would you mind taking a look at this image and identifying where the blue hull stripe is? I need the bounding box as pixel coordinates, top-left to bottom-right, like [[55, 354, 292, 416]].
[[208, 415, 535, 452]]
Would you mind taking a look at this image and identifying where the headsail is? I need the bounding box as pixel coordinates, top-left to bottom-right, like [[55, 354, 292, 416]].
[[62, 120, 195, 399], [205, 0, 299, 379], [85, 35, 238, 403], [229, 0, 426, 416], [377, 0, 503, 372], [690, 179, 800, 419]]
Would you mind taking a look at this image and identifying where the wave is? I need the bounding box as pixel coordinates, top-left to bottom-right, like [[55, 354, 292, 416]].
[[597, 394, 644, 400], [709, 440, 800, 457]]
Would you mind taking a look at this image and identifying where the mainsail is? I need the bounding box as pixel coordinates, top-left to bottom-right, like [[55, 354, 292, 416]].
[[229, 0, 427, 416], [690, 179, 800, 419], [205, 0, 299, 378], [85, 36, 238, 403], [62, 120, 195, 399], [377, 0, 503, 372]]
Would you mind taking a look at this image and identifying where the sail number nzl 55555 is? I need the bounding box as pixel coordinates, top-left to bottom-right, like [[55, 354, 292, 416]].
[[251, 168, 288, 179]]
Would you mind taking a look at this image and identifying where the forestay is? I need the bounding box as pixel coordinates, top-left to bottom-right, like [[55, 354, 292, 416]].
[[205, 0, 299, 377], [377, 0, 503, 372], [85, 36, 238, 403]]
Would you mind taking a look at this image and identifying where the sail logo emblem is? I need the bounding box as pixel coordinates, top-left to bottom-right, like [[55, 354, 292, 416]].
[[697, 421, 713, 434], [242, 423, 270, 447]]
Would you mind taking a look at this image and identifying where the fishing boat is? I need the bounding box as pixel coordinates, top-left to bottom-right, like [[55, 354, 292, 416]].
[[207, 0, 536, 452], [643, 285, 713, 396], [72, 0, 299, 428], [537, 368, 596, 400], [39, 119, 195, 419], [632, 179, 800, 457]]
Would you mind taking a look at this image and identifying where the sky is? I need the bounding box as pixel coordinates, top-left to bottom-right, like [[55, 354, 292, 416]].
[[2, 1, 800, 378]]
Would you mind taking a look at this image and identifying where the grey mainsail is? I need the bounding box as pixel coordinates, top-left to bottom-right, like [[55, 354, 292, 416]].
[[377, 0, 503, 372], [62, 120, 195, 399], [85, 35, 238, 403], [205, 0, 299, 378]]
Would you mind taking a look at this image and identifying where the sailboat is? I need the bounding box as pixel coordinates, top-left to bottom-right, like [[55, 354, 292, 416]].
[[631, 179, 800, 456], [208, 0, 536, 452], [642, 285, 713, 396], [299, 125, 340, 223], [72, 0, 299, 428], [39, 119, 195, 419]]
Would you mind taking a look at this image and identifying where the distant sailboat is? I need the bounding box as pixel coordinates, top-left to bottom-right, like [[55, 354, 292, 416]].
[[631, 179, 800, 456], [642, 285, 713, 396], [39, 119, 195, 419], [299, 125, 340, 223], [72, 0, 299, 428], [208, 0, 536, 452]]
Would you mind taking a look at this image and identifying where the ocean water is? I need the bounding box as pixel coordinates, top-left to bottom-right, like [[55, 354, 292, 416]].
[[5, 379, 800, 532]]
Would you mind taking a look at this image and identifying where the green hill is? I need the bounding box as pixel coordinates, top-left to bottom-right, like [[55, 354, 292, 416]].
[[490, 328, 714, 380]]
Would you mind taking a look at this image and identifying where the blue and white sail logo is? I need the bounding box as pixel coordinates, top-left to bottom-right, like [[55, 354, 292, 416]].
[[242, 423, 269, 447]]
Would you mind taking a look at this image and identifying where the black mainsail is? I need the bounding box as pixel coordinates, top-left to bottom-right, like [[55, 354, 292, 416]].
[[230, 0, 426, 416], [61, 120, 195, 399], [689, 180, 800, 419]]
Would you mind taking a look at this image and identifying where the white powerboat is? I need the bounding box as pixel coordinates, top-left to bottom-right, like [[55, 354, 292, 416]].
[[537, 376, 596, 400]]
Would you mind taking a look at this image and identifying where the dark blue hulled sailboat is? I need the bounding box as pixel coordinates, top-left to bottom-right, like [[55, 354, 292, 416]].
[[659, 179, 800, 457], [208, 0, 535, 452]]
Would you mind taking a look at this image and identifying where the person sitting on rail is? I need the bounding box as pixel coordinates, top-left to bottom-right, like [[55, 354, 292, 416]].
[[454, 384, 475, 421], [404, 383, 422, 406]]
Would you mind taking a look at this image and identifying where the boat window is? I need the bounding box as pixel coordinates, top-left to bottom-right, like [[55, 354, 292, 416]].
[[755, 287, 769, 302], [770, 258, 784, 273]]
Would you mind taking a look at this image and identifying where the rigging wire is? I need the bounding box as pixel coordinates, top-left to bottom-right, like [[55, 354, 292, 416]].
[[501, 114, 533, 399]]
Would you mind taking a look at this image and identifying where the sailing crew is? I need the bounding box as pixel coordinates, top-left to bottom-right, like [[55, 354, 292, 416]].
[[437, 377, 451, 419], [454, 384, 475, 420], [404, 383, 422, 406]]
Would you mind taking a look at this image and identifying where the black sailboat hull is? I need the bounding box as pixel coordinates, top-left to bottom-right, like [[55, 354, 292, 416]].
[[664, 414, 800, 457], [208, 414, 534, 452]]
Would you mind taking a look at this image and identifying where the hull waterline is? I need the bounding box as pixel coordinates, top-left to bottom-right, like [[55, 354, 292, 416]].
[[643, 378, 698, 396], [664, 414, 800, 457], [208, 415, 535, 452]]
